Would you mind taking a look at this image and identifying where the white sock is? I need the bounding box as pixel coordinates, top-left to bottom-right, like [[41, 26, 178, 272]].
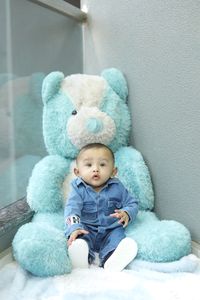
[[104, 237, 138, 272], [68, 239, 89, 269]]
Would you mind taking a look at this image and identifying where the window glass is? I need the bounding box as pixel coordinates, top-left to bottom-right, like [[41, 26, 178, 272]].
[[0, 0, 83, 209]]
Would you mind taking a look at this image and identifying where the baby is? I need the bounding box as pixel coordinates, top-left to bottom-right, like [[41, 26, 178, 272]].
[[64, 143, 138, 271]]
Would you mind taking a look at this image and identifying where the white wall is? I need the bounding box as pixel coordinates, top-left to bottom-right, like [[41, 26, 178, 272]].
[[82, 0, 200, 243]]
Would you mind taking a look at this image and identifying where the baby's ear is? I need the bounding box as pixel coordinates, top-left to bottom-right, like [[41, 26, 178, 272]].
[[112, 167, 118, 177], [74, 168, 79, 176]]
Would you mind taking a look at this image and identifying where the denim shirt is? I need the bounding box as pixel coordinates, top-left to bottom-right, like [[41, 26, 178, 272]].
[[64, 177, 138, 237]]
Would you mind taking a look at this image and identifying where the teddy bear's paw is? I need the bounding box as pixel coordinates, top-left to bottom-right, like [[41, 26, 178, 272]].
[[126, 212, 191, 262], [12, 222, 71, 276]]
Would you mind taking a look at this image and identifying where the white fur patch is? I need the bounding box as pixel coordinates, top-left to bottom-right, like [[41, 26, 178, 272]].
[[61, 74, 106, 109], [67, 107, 116, 149]]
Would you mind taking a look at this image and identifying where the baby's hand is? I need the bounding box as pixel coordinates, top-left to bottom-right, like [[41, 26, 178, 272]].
[[110, 209, 130, 227], [67, 229, 89, 246]]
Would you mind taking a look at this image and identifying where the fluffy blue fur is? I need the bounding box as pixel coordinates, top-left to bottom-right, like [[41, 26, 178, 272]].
[[115, 147, 154, 210], [101, 68, 128, 101], [12, 222, 71, 276], [101, 85, 131, 153], [27, 155, 71, 213], [126, 211, 191, 262], [43, 85, 78, 158], [12, 68, 191, 277]]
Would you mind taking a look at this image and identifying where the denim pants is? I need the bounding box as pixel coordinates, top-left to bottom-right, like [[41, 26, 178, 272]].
[[79, 225, 126, 265]]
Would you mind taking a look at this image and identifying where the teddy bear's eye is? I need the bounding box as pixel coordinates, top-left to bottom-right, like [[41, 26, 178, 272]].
[[71, 110, 77, 115]]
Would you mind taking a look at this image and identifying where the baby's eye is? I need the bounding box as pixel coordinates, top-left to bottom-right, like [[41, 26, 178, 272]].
[[85, 163, 92, 167], [100, 163, 106, 167]]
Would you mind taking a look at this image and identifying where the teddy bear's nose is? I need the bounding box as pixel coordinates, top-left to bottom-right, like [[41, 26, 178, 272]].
[[86, 118, 104, 133]]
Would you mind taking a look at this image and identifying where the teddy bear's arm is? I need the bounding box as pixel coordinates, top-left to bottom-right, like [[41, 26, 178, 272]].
[[27, 155, 71, 213], [115, 146, 154, 211]]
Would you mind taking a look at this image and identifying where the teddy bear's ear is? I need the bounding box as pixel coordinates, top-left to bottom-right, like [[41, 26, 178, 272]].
[[101, 68, 128, 101], [42, 71, 64, 104]]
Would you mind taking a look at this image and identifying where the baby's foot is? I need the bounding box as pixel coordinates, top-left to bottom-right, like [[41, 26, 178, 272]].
[[104, 237, 137, 271], [68, 239, 89, 269]]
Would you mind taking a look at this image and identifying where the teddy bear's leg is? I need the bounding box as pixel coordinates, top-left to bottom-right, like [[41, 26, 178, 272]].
[[115, 147, 191, 262], [12, 222, 72, 276], [126, 211, 191, 262]]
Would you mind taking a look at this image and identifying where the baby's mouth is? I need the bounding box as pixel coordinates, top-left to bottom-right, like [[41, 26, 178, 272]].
[[92, 174, 100, 180]]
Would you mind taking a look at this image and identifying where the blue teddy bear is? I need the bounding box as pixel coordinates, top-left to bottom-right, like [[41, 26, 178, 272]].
[[13, 68, 191, 276]]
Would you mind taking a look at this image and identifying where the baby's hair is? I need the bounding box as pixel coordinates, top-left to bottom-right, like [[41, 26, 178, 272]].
[[77, 143, 115, 162]]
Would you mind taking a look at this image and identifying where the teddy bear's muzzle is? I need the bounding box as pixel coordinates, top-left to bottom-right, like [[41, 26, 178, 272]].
[[66, 107, 116, 149]]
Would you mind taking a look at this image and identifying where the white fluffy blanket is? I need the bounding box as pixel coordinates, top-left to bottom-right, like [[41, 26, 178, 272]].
[[0, 256, 200, 300]]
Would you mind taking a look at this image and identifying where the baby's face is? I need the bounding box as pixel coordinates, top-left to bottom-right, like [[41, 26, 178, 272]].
[[74, 147, 117, 191]]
